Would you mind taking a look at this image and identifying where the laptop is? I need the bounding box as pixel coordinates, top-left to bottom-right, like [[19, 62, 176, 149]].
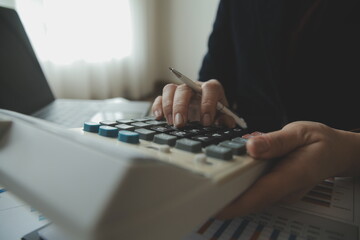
[[0, 5, 150, 128]]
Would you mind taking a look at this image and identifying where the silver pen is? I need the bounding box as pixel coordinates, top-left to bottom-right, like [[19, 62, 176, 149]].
[[169, 67, 248, 129]]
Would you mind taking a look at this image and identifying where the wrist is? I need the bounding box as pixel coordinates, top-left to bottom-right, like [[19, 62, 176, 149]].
[[336, 130, 360, 177]]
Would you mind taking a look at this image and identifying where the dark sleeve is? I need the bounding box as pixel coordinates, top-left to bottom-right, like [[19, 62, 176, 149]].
[[198, 0, 237, 107]]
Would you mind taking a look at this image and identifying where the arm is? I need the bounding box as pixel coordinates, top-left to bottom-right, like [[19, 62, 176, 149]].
[[199, 0, 237, 107]]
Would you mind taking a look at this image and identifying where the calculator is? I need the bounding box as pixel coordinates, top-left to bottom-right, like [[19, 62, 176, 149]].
[[0, 110, 270, 240]]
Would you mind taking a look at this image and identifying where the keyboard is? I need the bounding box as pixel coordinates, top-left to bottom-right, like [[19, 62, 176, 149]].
[[32, 99, 150, 128], [0, 109, 270, 240]]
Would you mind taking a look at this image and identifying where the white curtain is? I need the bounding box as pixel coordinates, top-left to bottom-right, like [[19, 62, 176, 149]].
[[15, 0, 158, 100]]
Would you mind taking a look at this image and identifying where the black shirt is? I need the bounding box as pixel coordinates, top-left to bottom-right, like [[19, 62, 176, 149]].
[[199, 0, 360, 132]]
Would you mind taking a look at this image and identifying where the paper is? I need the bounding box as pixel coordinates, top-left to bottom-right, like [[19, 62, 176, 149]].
[[282, 177, 355, 224], [185, 177, 359, 240], [0, 185, 49, 240]]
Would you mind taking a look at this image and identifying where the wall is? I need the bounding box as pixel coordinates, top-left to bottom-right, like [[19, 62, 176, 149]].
[[155, 0, 220, 84]]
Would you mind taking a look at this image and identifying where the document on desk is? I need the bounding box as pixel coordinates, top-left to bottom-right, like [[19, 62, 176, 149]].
[[184, 177, 360, 240], [1, 177, 359, 240], [0, 185, 49, 240]]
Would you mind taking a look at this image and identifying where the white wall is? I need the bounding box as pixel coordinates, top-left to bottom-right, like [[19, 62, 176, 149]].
[[155, 0, 220, 83]]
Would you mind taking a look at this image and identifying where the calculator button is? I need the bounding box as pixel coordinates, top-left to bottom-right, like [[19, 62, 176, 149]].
[[115, 124, 136, 131], [99, 120, 118, 126], [184, 128, 204, 135], [132, 118, 150, 122], [143, 116, 156, 120], [145, 120, 167, 126], [153, 133, 177, 146], [168, 130, 194, 138], [218, 140, 246, 155], [175, 138, 202, 153], [98, 126, 118, 138], [201, 126, 220, 133], [83, 122, 101, 133], [205, 145, 233, 160], [242, 131, 264, 140], [135, 128, 156, 141], [232, 137, 248, 144], [206, 133, 227, 144], [118, 131, 139, 144], [191, 135, 216, 147], [232, 128, 247, 137], [131, 122, 152, 129], [150, 125, 173, 133], [116, 119, 135, 124]]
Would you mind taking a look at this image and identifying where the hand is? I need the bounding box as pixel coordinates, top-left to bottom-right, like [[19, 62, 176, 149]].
[[216, 121, 360, 219], [151, 80, 235, 128]]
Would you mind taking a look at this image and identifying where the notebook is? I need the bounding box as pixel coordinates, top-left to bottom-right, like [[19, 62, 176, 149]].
[[0, 5, 150, 128]]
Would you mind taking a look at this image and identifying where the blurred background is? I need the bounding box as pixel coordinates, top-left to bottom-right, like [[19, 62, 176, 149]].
[[1, 0, 219, 101]]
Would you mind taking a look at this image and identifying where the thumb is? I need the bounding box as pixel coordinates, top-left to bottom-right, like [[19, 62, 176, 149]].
[[246, 122, 312, 159]]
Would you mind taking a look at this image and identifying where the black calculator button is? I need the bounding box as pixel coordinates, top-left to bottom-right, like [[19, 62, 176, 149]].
[[206, 133, 227, 144], [201, 126, 219, 133], [232, 128, 247, 137], [168, 130, 194, 138], [184, 128, 204, 135], [150, 125, 173, 133], [217, 129, 237, 140]]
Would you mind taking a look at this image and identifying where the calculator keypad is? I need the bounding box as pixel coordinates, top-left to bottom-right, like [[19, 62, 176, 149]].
[[84, 117, 263, 161], [81, 117, 265, 180]]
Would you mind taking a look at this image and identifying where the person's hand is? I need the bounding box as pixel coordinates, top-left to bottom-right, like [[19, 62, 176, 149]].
[[216, 121, 360, 219], [151, 80, 235, 128]]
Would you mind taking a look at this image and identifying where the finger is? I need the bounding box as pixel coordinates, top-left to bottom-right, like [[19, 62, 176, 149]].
[[161, 84, 178, 125], [215, 114, 236, 128], [187, 95, 201, 122], [201, 80, 225, 126], [246, 122, 317, 160], [172, 84, 195, 127], [151, 96, 163, 120]]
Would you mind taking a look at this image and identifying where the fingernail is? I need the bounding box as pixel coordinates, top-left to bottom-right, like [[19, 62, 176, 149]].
[[202, 113, 211, 126], [175, 113, 183, 126], [167, 114, 173, 125], [251, 137, 269, 154]]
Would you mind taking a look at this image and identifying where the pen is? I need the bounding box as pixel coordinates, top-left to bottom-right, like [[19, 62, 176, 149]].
[[169, 67, 248, 129]]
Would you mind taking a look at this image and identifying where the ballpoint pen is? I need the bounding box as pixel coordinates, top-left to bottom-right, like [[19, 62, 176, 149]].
[[169, 67, 248, 129]]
